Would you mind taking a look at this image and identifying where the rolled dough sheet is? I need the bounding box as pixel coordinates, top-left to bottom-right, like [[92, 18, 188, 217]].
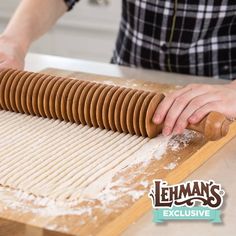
[[0, 110, 153, 202]]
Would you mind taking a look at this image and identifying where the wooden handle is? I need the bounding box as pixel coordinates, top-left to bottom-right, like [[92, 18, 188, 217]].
[[187, 111, 231, 141]]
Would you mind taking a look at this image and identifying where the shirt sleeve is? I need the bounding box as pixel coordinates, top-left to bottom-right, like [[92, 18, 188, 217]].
[[63, 0, 79, 11]]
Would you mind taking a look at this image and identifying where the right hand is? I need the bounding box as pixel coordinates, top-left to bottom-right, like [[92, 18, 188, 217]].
[[0, 34, 26, 70]]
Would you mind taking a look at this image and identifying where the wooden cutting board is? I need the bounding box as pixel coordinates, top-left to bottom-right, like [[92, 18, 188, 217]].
[[0, 68, 235, 236]]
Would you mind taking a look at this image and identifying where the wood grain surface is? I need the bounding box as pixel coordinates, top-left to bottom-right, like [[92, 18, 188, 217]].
[[0, 68, 235, 236]]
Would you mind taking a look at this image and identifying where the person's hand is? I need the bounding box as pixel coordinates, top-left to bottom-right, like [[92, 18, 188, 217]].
[[152, 82, 236, 136], [0, 34, 25, 70]]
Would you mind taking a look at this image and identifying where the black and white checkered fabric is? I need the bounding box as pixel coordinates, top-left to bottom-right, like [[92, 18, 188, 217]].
[[66, 0, 236, 80]]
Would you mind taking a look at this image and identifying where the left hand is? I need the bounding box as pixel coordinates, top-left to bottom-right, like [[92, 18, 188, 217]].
[[152, 82, 236, 136], [0, 34, 26, 70]]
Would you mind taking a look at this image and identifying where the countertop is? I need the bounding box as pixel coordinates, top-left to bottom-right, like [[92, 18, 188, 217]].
[[25, 53, 236, 236]]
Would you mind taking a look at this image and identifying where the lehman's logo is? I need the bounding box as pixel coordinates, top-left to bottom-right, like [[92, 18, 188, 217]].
[[149, 180, 225, 223]]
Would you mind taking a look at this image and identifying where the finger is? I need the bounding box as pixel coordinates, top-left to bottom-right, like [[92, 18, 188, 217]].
[[188, 101, 221, 124], [0, 64, 8, 70], [0, 57, 5, 63], [162, 89, 209, 136], [0, 62, 10, 70], [173, 93, 220, 134], [152, 86, 192, 125], [0, 61, 19, 70]]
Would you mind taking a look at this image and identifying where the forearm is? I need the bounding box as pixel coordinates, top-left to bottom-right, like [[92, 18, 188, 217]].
[[3, 0, 67, 55], [229, 79, 236, 88]]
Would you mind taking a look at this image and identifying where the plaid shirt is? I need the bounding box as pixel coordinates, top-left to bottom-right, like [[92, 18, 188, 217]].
[[65, 0, 236, 80]]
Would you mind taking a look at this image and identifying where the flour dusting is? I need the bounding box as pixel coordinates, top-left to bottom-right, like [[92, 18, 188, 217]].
[[0, 129, 198, 220], [168, 130, 197, 151], [164, 162, 177, 170], [79, 134, 171, 199]]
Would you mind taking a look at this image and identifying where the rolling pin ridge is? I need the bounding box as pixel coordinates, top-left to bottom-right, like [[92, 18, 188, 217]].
[[0, 69, 231, 140]]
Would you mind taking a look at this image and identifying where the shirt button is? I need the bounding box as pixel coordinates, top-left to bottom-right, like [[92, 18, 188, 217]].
[[161, 43, 168, 52], [223, 65, 229, 71]]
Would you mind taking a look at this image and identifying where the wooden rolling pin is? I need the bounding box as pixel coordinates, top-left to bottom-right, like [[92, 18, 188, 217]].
[[0, 69, 231, 141]]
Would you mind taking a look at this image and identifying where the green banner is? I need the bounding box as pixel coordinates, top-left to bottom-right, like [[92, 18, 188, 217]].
[[153, 206, 221, 223]]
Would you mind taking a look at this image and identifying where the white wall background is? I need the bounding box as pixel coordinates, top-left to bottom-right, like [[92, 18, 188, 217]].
[[0, 0, 121, 62]]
